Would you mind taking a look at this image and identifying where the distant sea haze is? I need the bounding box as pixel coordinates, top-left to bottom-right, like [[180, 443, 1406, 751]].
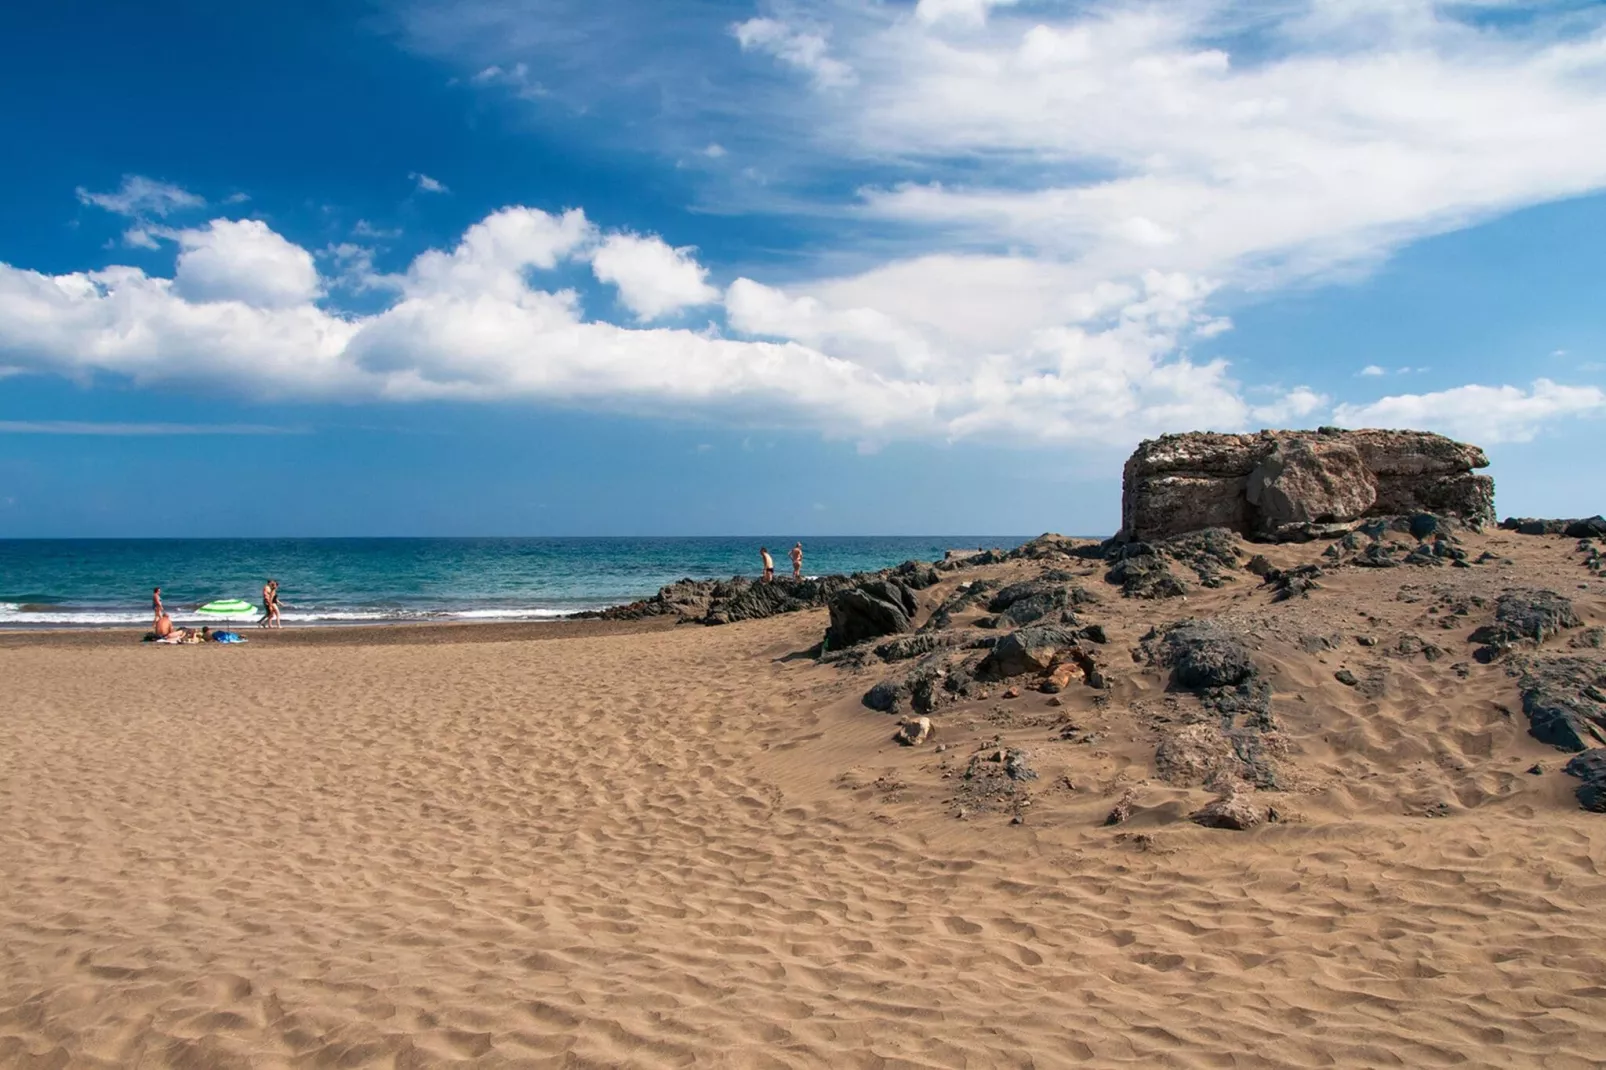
[[0, 536, 1029, 627]]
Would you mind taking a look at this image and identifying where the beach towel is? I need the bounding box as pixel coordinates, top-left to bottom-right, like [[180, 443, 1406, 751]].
[[213, 631, 246, 643]]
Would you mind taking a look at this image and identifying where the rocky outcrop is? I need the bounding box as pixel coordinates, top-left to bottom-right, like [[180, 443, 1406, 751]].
[[1565, 750, 1606, 812], [1122, 428, 1494, 541], [1470, 589, 1582, 660], [581, 574, 856, 625], [1520, 658, 1606, 752], [826, 578, 919, 648], [1500, 516, 1606, 538]]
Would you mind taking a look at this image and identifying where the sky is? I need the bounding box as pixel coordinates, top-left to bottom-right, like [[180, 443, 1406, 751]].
[[0, 0, 1603, 537]]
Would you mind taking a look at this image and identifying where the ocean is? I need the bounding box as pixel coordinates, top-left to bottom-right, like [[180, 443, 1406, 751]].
[[0, 536, 1028, 628]]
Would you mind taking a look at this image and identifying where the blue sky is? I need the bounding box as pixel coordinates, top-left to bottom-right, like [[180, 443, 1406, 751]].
[[0, 0, 1603, 537]]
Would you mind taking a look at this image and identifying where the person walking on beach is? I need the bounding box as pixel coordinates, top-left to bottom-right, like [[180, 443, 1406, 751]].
[[152, 586, 163, 624], [790, 542, 803, 579], [760, 547, 774, 584], [259, 579, 281, 629]]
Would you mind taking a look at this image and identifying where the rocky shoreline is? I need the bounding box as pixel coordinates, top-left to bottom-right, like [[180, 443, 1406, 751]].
[[585, 428, 1603, 823]]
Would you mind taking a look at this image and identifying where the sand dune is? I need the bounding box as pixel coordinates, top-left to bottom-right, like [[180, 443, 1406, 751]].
[[3, 528, 1606, 1067]]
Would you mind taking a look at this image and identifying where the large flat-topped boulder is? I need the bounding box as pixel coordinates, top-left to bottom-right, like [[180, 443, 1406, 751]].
[[1122, 428, 1494, 541]]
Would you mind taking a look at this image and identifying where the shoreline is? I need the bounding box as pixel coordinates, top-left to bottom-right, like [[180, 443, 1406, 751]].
[[0, 614, 686, 648]]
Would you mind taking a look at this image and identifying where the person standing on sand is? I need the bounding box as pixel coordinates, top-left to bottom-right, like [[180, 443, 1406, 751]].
[[152, 586, 163, 624], [790, 542, 803, 579], [760, 547, 774, 583]]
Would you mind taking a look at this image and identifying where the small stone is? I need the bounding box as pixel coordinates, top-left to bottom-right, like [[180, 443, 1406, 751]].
[[1356, 635, 1378, 647], [1003, 686, 1021, 699], [1334, 668, 1358, 687], [1045, 695, 1063, 707], [1010, 815, 1024, 825], [894, 716, 933, 746], [1527, 763, 1544, 775], [934, 743, 948, 753]]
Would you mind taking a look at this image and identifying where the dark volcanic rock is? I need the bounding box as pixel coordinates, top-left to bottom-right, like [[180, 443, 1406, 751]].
[[891, 560, 941, 589], [1568, 516, 1606, 539], [1520, 659, 1606, 752], [1122, 428, 1493, 541], [986, 579, 1095, 627], [825, 579, 919, 648], [1263, 564, 1323, 602], [1160, 528, 1243, 586], [1470, 589, 1582, 658], [586, 573, 852, 625], [863, 679, 905, 713], [1162, 622, 1256, 689], [875, 632, 957, 663], [1501, 516, 1605, 537], [1106, 545, 1187, 600], [1565, 749, 1606, 812]]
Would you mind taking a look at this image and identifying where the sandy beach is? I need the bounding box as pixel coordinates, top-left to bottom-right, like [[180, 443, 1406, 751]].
[[4, 525, 1606, 1067]]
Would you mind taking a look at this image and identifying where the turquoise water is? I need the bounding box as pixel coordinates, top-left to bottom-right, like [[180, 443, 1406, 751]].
[[0, 537, 1027, 627]]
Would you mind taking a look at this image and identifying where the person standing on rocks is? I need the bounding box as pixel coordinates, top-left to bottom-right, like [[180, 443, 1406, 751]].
[[760, 547, 774, 584], [790, 542, 803, 579]]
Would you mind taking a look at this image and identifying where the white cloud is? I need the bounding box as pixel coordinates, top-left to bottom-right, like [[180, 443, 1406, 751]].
[[1333, 379, 1606, 443], [353, 219, 401, 239], [470, 62, 547, 98], [590, 233, 720, 321], [0, 206, 1335, 445], [703, 143, 727, 158], [77, 175, 204, 219], [323, 243, 382, 291], [122, 228, 162, 250], [173, 219, 321, 308], [1360, 364, 1386, 376], [914, 0, 1019, 28], [383, 2, 1606, 453], [732, 17, 855, 88], [402, 206, 592, 299], [1251, 385, 1329, 426], [410, 172, 449, 194]]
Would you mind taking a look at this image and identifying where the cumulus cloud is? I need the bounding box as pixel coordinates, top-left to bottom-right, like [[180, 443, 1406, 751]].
[[173, 219, 321, 308], [0, 206, 1330, 444], [77, 175, 204, 219], [1333, 379, 1606, 444], [410, 172, 449, 194], [1360, 365, 1387, 377], [590, 233, 720, 321], [732, 17, 855, 88]]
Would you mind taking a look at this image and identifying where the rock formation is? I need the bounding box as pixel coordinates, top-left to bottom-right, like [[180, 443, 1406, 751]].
[[1122, 428, 1494, 541]]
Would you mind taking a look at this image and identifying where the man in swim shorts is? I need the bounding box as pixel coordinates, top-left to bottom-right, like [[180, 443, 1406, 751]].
[[760, 547, 774, 583]]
